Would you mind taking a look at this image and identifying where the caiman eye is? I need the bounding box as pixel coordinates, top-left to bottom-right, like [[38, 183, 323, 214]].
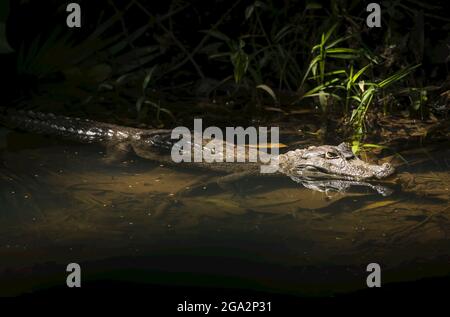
[[325, 151, 339, 159]]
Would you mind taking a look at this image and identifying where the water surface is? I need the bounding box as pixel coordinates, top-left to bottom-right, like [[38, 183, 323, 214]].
[[0, 132, 449, 296]]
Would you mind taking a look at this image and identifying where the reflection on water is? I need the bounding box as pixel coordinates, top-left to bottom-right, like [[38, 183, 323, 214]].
[[0, 133, 449, 296]]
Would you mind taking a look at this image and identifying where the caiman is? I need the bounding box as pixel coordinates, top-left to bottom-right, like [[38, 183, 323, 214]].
[[0, 107, 395, 195]]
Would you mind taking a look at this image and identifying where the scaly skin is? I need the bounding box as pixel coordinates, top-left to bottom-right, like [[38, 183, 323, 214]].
[[0, 108, 395, 191], [0, 107, 172, 147], [277, 143, 394, 180]]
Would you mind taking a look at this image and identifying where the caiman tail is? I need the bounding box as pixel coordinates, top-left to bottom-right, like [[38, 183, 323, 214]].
[[0, 106, 166, 145]]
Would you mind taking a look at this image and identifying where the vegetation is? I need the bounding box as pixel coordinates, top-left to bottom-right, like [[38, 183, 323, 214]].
[[1, 0, 449, 154]]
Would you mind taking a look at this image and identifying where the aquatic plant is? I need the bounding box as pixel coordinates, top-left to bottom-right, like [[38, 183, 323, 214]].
[[1, 0, 447, 143], [297, 23, 422, 153]]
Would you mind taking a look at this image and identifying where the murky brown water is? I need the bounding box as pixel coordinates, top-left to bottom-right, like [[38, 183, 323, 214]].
[[0, 132, 449, 296]]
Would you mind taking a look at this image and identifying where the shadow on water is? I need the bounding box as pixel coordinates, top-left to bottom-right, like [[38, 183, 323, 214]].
[[0, 132, 449, 297]]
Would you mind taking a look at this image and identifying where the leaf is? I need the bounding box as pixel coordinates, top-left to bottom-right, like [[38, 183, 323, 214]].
[[274, 25, 294, 43], [351, 140, 360, 154], [202, 29, 230, 43], [325, 35, 352, 49], [307, 69, 346, 80], [302, 78, 340, 98], [143, 101, 176, 122], [355, 200, 397, 212], [209, 52, 232, 59], [378, 64, 421, 88], [136, 96, 145, 113], [327, 53, 360, 59], [350, 109, 358, 122], [325, 47, 359, 54], [253, 1, 268, 10], [116, 74, 131, 84], [323, 24, 338, 44], [299, 55, 322, 88], [257, 84, 278, 103], [245, 5, 255, 20], [305, 2, 323, 10], [345, 65, 354, 90], [158, 107, 176, 121], [264, 107, 285, 113], [303, 92, 341, 100], [142, 66, 157, 94], [360, 86, 376, 105], [352, 64, 371, 83], [231, 49, 249, 84], [247, 143, 287, 149], [361, 143, 387, 149]]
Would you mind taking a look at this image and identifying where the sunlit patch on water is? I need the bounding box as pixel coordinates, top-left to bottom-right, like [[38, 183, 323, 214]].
[[0, 134, 449, 296]]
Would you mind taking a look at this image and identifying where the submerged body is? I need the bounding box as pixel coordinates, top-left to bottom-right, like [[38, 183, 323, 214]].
[[0, 108, 394, 194]]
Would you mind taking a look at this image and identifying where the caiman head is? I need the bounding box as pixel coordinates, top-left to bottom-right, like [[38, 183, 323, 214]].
[[277, 142, 394, 181]]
